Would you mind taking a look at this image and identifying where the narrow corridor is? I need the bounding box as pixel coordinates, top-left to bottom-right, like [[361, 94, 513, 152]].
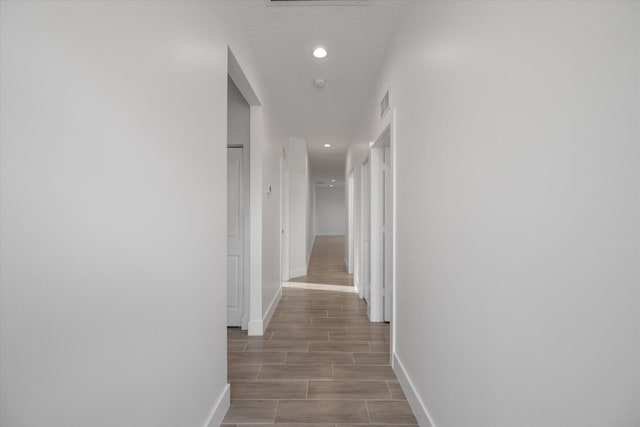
[[223, 286, 416, 425], [289, 236, 354, 287]]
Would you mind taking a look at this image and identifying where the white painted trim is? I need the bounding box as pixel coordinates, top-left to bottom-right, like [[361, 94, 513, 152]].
[[248, 107, 263, 337], [283, 282, 357, 293], [290, 265, 307, 278], [369, 137, 386, 322], [204, 383, 230, 427], [262, 286, 282, 334], [227, 48, 260, 106], [315, 232, 345, 236], [247, 319, 262, 336], [393, 353, 435, 427]]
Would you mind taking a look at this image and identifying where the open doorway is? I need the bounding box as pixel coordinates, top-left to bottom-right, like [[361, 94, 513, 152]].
[[226, 77, 250, 328], [347, 171, 355, 276], [226, 47, 261, 332], [369, 117, 394, 338], [360, 157, 371, 309]]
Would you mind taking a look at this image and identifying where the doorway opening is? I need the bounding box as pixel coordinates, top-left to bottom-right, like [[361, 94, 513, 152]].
[[226, 47, 261, 332], [226, 77, 250, 328]]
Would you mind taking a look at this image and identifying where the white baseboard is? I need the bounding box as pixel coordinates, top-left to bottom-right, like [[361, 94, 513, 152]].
[[393, 353, 436, 427], [290, 265, 307, 278], [247, 319, 262, 336], [204, 383, 230, 427], [262, 286, 282, 334], [315, 232, 345, 236], [248, 285, 283, 336]]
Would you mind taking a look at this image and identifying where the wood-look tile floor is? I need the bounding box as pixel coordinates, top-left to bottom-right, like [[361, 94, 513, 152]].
[[223, 287, 417, 426], [289, 236, 354, 287]]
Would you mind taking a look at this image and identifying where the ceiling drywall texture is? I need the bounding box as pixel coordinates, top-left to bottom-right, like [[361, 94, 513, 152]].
[[236, 0, 407, 184]]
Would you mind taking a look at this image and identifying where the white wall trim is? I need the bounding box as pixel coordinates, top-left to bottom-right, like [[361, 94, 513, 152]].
[[204, 383, 230, 427], [315, 232, 346, 237], [249, 286, 282, 335], [290, 265, 307, 278], [393, 353, 436, 427], [262, 286, 282, 334]]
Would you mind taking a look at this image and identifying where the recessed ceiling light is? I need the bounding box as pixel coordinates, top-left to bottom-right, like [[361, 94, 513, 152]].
[[329, 185, 334, 187], [313, 47, 327, 59], [331, 179, 336, 182], [323, 144, 331, 148]]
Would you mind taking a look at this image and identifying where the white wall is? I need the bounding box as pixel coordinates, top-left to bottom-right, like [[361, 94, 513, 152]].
[[315, 186, 346, 236], [288, 138, 311, 278], [259, 107, 288, 322], [0, 1, 286, 425], [348, 1, 640, 426]]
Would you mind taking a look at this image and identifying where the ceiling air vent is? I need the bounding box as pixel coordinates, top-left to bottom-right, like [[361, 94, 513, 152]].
[[267, 0, 371, 6]]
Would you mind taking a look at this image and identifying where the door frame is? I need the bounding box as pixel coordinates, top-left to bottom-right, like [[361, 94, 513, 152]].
[[228, 47, 264, 334], [369, 110, 395, 334], [359, 157, 370, 304], [347, 170, 355, 275], [280, 152, 290, 282]]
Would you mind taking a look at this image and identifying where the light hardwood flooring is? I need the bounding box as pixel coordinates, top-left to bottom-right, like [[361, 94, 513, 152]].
[[223, 287, 417, 426], [289, 236, 354, 287]]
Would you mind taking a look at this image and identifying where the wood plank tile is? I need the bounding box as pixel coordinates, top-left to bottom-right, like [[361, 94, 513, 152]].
[[286, 351, 355, 365], [330, 331, 388, 341], [230, 381, 307, 400], [308, 380, 391, 400], [266, 319, 312, 329], [338, 425, 417, 427], [327, 309, 368, 317], [228, 352, 286, 365], [244, 340, 309, 352], [257, 364, 333, 380], [353, 352, 391, 365], [227, 329, 274, 341], [227, 341, 247, 352], [369, 342, 391, 352], [308, 341, 371, 352], [367, 400, 418, 424], [228, 364, 260, 381], [275, 400, 369, 423], [311, 317, 372, 327], [243, 425, 335, 427], [271, 329, 329, 340], [387, 381, 407, 400], [333, 365, 396, 380], [275, 311, 327, 320], [222, 400, 278, 424]]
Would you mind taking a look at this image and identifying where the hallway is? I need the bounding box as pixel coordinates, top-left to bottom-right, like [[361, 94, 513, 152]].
[[224, 286, 416, 425], [290, 236, 354, 287]]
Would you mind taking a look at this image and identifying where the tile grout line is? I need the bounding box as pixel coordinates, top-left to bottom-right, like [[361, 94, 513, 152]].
[[364, 399, 372, 424], [385, 380, 393, 399]]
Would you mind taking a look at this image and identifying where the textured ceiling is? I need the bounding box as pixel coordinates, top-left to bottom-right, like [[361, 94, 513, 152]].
[[236, 0, 407, 183]]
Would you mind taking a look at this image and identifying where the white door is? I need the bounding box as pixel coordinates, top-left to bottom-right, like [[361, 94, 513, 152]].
[[383, 146, 392, 322], [227, 147, 244, 326]]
